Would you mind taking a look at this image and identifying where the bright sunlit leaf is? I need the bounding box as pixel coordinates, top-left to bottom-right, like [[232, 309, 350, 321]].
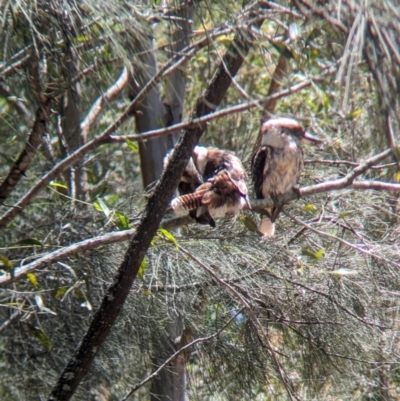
[[124, 137, 138, 153], [158, 228, 177, 246], [27, 273, 39, 289], [49, 181, 68, 189], [0, 254, 13, 270], [138, 257, 148, 279]]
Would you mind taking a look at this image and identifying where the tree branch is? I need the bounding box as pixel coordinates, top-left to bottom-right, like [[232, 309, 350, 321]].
[[47, 9, 261, 399], [2, 171, 399, 287]]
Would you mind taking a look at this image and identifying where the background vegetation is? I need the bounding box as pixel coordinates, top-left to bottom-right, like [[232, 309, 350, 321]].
[[0, 0, 400, 400]]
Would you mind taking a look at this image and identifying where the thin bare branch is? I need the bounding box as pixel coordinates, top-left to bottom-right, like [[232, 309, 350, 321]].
[[0, 215, 192, 286], [0, 81, 33, 124]]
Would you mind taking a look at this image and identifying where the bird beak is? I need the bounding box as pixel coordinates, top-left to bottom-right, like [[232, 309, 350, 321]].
[[245, 195, 251, 210], [302, 131, 322, 144]]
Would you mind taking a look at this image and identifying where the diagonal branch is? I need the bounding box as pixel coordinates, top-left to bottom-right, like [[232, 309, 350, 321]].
[[47, 9, 262, 400], [0, 216, 192, 286], [250, 148, 394, 209]]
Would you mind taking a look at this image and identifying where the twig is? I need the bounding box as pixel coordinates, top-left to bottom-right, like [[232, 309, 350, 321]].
[[0, 81, 33, 124], [304, 159, 397, 170], [120, 309, 243, 401], [0, 310, 22, 333]]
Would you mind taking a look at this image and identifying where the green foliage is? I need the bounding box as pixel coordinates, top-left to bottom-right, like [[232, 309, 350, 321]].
[[0, 0, 400, 400]]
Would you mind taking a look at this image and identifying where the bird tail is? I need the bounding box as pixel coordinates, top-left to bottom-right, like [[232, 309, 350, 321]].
[[171, 191, 207, 216], [259, 216, 275, 237]]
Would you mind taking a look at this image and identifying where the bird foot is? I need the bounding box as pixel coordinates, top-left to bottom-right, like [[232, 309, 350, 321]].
[[292, 187, 301, 199]]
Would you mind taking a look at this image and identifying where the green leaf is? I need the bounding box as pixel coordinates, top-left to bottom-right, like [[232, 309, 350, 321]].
[[26, 324, 52, 351], [54, 286, 68, 299], [138, 257, 148, 279], [323, 92, 330, 113], [338, 211, 352, 218], [124, 138, 138, 153], [115, 212, 131, 229], [76, 34, 90, 43], [345, 109, 362, 120], [94, 198, 111, 217], [301, 247, 325, 261], [49, 181, 68, 189], [0, 254, 13, 270], [314, 248, 325, 260], [27, 273, 39, 289], [17, 238, 43, 247], [303, 203, 317, 212], [141, 286, 152, 296], [74, 288, 86, 301], [240, 216, 262, 236], [158, 228, 178, 247]]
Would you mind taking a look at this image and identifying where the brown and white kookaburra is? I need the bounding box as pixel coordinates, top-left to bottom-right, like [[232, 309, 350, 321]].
[[165, 146, 249, 227], [251, 117, 321, 236]]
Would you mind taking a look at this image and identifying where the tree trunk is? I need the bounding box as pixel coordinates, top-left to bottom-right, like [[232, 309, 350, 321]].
[[129, 5, 195, 400]]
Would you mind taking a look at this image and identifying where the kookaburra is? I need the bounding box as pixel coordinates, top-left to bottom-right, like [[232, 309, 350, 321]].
[[251, 117, 321, 236], [165, 146, 249, 227]]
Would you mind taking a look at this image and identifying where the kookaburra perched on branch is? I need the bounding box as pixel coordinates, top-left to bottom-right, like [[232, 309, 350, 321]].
[[165, 146, 249, 227], [252, 117, 321, 236]]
